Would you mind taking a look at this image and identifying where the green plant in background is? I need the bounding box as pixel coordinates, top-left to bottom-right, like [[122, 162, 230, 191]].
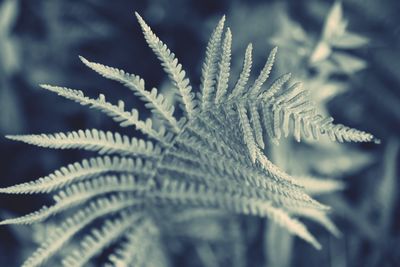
[[1, 12, 377, 267], [265, 2, 376, 266]]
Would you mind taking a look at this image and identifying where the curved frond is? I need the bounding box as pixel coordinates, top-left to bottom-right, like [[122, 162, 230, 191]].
[[6, 129, 161, 158], [61, 212, 145, 267], [0, 175, 143, 225], [0, 156, 152, 194], [39, 84, 171, 145], [135, 12, 196, 118], [248, 47, 278, 96], [260, 79, 378, 143], [79, 57, 180, 132], [21, 194, 141, 267], [1, 14, 380, 262], [249, 103, 265, 149], [107, 217, 159, 267], [229, 43, 253, 99], [214, 28, 232, 104], [153, 179, 321, 249], [287, 207, 341, 237], [200, 15, 226, 109], [237, 103, 258, 163]]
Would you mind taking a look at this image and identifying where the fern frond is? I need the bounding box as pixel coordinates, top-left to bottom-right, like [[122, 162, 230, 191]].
[[21, 194, 141, 267], [153, 179, 321, 249], [261, 103, 279, 145], [261, 72, 292, 100], [261, 80, 378, 143], [1, 14, 381, 262], [61, 212, 145, 267], [287, 207, 341, 237], [107, 217, 159, 267], [214, 28, 232, 104], [0, 175, 143, 225], [79, 57, 181, 132], [135, 12, 196, 118], [249, 103, 265, 149], [6, 129, 161, 158], [168, 145, 324, 210], [229, 43, 253, 99], [200, 15, 226, 109], [237, 103, 258, 163], [39, 84, 171, 145], [0, 156, 152, 194], [248, 47, 278, 96], [296, 176, 345, 196]]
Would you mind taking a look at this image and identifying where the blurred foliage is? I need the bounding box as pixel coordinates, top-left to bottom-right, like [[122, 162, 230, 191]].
[[0, 0, 399, 266]]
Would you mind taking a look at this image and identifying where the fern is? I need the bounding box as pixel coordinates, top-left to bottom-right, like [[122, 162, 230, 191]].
[[2, 13, 378, 266], [7, 129, 160, 157]]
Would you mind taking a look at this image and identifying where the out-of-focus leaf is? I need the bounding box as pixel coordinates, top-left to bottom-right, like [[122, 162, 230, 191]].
[[0, 87, 23, 133], [1, 37, 19, 74], [375, 138, 398, 231], [304, 146, 374, 177], [331, 51, 367, 73], [0, 0, 18, 34], [322, 1, 347, 40], [330, 32, 369, 49], [265, 221, 293, 267], [310, 41, 332, 63], [307, 79, 347, 103]]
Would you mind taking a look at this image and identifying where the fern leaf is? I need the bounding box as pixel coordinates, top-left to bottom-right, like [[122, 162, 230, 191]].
[[0, 175, 144, 225], [21, 194, 140, 267], [135, 12, 196, 118], [249, 103, 265, 149], [6, 129, 160, 158], [39, 84, 170, 145], [61, 212, 144, 267], [79, 57, 180, 132], [261, 103, 279, 145], [200, 15, 226, 109], [258, 201, 321, 249], [237, 103, 258, 163], [0, 156, 151, 194], [107, 217, 159, 267], [296, 176, 345, 196], [214, 28, 232, 104], [287, 207, 341, 237], [229, 43, 253, 99], [262, 72, 292, 100], [169, 143, 325, 210], [154, 179, 321, 249], [248, 47, 278, 96]]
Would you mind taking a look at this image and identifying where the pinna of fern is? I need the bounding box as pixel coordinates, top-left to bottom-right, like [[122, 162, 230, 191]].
[[1, 12, 378, 267]]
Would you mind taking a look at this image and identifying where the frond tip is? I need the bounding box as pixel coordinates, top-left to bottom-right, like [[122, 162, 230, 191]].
[[39, 84, 171, 145], [200, 15, 226, 109], [135, 12, 196, 118], [79, 57, 181, 132]]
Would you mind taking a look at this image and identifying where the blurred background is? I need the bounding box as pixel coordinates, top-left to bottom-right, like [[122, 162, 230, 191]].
[[0, 0, 399, 266]]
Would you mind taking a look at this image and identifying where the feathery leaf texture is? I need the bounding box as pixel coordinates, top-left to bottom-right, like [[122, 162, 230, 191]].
[[2, 13, 378, 266], [135, 12, 196, 118], [79, 56, 181, 132], [0, 156, 152, 194], [200, 15, 226, 109], [7, 129, 161, 158], [21, 194, 141, 267], [214, 28, 232, 104]]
